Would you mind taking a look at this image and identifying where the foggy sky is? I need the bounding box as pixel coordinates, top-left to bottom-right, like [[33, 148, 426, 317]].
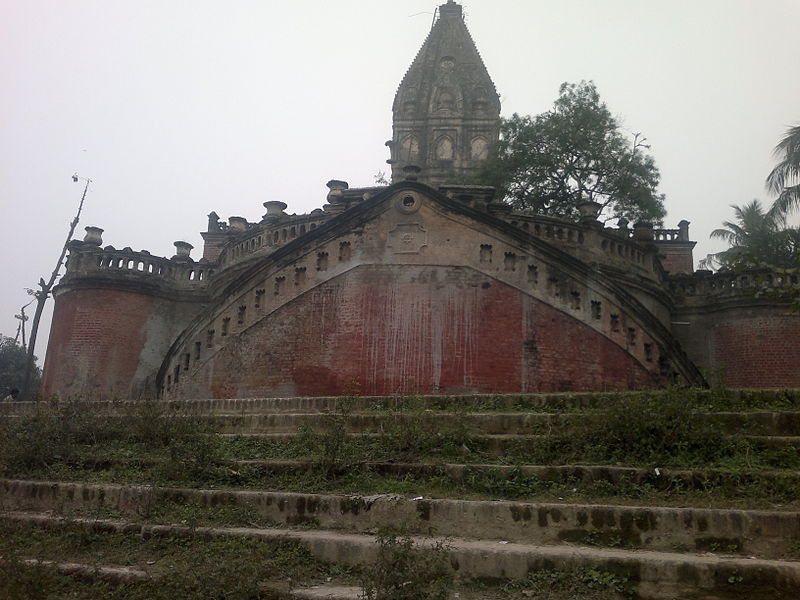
[[1, 0, 799, 361]]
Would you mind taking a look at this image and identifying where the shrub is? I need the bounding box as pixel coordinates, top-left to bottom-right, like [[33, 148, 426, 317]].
[[360, 532, 453, 600]]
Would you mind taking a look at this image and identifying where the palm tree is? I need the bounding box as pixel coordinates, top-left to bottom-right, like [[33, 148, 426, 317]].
[[767, 124, 800, 216], [705, 200, 799, 269]]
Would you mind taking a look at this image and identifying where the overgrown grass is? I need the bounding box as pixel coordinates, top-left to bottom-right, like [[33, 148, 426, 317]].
[[501, 567, 635, 599], [362, 388, 800, 414], [215, 389, 800, 470], [0, 399, 220, 481], [2, 390, 800, 510], [0, 519, 354, 600]]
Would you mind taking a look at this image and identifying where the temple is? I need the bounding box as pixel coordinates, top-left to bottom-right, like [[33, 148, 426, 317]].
[[41, 1, 800, 400]]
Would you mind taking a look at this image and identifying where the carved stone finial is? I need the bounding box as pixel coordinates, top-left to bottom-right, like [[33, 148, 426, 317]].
[[326, 180, 349, 204], [633, 221, 654, 242], [207, 211, 221, 232], [577, 201, 602, 224], [173, 241, 193, 261], [439, 0, 462, 17], [678, 219, 691, 241], [261, 201, 288, 224], [228, 216, 248, 231], [83, 226, 104, 246]]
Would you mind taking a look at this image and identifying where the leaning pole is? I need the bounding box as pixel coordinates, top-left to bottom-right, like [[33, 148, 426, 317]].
[[21, 175, 91, 401]]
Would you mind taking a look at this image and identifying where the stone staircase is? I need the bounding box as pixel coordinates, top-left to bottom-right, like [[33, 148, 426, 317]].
[[2, 390, 800, 599]]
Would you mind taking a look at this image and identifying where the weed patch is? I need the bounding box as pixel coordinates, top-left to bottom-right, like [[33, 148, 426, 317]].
[[503, 567, 635, 599], [360, 531, 453, 600]]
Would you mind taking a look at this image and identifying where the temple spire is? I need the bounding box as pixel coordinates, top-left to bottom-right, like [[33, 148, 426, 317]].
[[388, 1, 500, 188]]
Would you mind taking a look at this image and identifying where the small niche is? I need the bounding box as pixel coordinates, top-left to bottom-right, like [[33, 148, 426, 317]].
[[294, 267, 307, 286], [274, 276, 285, 295], [237, 305, 247, 325], [610, 314, 620, 332], [194, 341, 201, 360], [255, 289, 265, 309], [627, 327, 637, 345], [504, 252, 517, 271], [317, 251, 329, 271], [339, 241, 352, 262], [590, 300, 602, 320], [480, 244, 492, 263], [644, 343, 653, 362], [527, 265, 538, 285], [569, 291, 581, 310], [547, 277, 560, 297], [206, 329, 215, 348], [221, 317, 231, 337]]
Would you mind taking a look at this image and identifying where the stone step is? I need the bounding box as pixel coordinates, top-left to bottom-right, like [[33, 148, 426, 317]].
[[15, 558, 149, 583], [229, 458, 800, 493], [47, 455, 800, 507], [288, 585, 361, 600], [199, 410, 800, 436], [743, 435, 800, 449], [3, 479, 798, 559], [0, 394, 603, 415], [5, 409, 800, 438], [7, 555, 359, 600], [3, 511, 799, 600], [2, 389, 798, 416], [210, 412, 561, 434], [217, 430, 800, 459], [217, 431, 539, 457]]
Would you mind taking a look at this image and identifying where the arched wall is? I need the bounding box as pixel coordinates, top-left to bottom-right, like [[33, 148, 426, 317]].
[[177, 265, 656, 399]]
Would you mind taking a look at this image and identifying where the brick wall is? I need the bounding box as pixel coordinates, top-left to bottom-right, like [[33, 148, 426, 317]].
[[708, 310, 800, 388], [658, 246, 694, 274], [189, 265, 655, 398], [41, 289, 154, 399], [672, 304, 800, 388], [42, 287, 204, 399]]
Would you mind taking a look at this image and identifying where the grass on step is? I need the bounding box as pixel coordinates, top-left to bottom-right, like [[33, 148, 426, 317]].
[[16, 458, 800, 513], [362, 389, 800, 414], [0, 519, 355, 600], [3, 390, 800, 512]]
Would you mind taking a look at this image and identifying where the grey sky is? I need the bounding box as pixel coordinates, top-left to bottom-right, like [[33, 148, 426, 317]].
[[1, 0, 798, 360]]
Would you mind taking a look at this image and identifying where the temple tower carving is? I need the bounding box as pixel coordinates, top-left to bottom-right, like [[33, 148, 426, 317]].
[[388, 0, 500, 188]]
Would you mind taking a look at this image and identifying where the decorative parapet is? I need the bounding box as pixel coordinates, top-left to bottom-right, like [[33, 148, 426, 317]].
[[669, 268, 800, 303], [654, 228, 682, 242], [62, 241, 214, 289], [217, 212, 332, 267], [499, 212, 661, 277], [209, 184, 384, 270]]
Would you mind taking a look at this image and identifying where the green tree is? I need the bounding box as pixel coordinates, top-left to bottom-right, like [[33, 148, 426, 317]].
[[478, 81, 666, 224], [702, 200, 800, 270], [0, 335, 40, 397], [767, 123, 800, 216]]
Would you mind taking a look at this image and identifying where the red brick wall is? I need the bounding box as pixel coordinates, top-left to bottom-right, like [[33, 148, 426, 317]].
[[199, 266, 655, 398], [42, 289, 154, 399], [706, 310, 800, 388], [658, 247, 694, 274]]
